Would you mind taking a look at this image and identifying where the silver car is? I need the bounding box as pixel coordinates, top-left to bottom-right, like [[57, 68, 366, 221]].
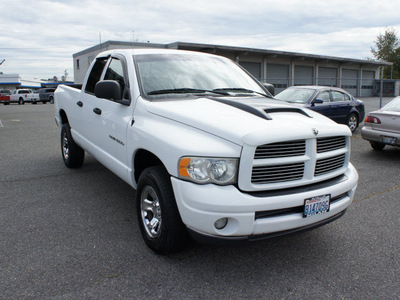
[[361, 96, 400, 150]]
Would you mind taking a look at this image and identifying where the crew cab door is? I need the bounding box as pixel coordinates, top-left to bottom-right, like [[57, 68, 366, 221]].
[[76, 55, 133, 182]]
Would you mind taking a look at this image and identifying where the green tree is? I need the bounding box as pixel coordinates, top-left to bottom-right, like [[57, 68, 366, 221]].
[[371, 27, 400, 79]]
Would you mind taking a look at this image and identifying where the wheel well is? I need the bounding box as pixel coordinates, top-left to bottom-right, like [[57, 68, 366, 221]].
[[59, 109, 69, 125], [134, 150, 164, 183], [349, 111, 359, 120]]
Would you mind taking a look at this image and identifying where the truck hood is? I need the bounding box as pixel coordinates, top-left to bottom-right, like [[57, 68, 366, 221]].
[[146, 96, 351, 146]]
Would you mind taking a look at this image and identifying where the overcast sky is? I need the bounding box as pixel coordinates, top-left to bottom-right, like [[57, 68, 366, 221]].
[[1, 0, 399, 81]]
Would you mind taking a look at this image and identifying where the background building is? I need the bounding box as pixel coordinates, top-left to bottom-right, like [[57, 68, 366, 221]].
[[73, 41, 393, 97], [0, 73, 74, 91]]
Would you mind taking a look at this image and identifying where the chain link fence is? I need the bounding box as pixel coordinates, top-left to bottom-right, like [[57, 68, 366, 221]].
[[260, 77, 399, 99]]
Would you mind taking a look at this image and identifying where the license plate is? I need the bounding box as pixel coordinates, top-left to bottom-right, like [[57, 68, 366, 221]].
[[304, 194, 330, 218], [382, 136, 397, 145]]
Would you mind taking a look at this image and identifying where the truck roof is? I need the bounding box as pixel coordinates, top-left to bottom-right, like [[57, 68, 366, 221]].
[[96, 48, 219, 58]]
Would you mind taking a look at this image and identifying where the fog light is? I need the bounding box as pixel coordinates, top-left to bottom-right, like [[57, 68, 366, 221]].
[[214, 218, 228, 230]]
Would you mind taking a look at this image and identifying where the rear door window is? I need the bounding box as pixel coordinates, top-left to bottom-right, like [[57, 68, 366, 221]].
[[331, 91, 346, 102]]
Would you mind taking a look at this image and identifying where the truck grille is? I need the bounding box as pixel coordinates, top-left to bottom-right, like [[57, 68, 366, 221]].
[[315, 154, 345, 176], [255, 140, 305, 159], [317, 136, 346, 153], [249, 136, 348, 188], [252, 163, 304, 184]]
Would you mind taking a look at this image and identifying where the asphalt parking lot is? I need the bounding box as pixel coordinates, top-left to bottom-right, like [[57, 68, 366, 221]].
[[0, 98, 399, 299]]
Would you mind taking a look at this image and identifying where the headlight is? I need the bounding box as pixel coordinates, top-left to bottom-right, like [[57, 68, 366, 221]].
[[178, 157, 238, 185]]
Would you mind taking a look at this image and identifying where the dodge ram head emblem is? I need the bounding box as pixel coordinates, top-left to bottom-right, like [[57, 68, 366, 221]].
[[312, 128, 319, 136]]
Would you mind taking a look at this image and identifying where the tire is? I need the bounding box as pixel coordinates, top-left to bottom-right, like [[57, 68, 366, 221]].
[[347, 113, 358, 132], [61, 123, 85, 168], [18, 98, 24, 105], [50, 96, 54, 104], [370, 141, 385, 151], [136, 166, 188, 254]]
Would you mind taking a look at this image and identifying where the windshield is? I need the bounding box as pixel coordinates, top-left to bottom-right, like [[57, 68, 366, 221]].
[[134, 53, 267, 99], [275, 88, 316, 103], [382, 96, 400, 112]]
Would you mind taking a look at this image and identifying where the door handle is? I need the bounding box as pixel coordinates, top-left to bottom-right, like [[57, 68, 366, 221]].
[[93, 108, 102, 115], [77, 101, 83, 107]]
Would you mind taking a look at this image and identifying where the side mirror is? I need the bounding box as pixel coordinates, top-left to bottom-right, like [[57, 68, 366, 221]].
[[312, 99, 324, 106], [95, 80, 122, 101], [262, 83, 275, 96]]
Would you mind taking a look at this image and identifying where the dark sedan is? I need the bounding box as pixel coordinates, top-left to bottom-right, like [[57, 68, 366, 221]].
[[275, 86, 365, 132]]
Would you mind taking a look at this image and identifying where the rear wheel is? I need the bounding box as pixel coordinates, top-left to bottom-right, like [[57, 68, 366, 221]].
[[50, 96, 54, 104], [61, 123, 85, 168], [136, 166, 188, 254], [347, 113, 358, 132], [370, 141, 385, 151]]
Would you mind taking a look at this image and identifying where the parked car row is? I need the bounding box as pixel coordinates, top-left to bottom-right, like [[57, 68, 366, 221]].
[[273, 85, 400, 151], [0, 88, 55, 105]]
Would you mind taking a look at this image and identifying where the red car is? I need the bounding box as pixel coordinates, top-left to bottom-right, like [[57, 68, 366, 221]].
[[0, 89, 11, 105]]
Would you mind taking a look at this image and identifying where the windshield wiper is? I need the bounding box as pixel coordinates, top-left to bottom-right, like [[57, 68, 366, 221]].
[[213, 88, 272, 98], [147, 88, 230, 96]]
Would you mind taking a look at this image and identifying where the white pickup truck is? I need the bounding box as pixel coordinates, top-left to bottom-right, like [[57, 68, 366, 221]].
[[54, 49, 358, 254], [9, 89, 40, 104]]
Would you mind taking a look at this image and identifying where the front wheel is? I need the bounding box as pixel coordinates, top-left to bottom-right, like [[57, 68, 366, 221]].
[[347, 113, 358, 132], [136, 166, 188, 254], [61, 123, 85, 168], [18, 98, 24, 105]]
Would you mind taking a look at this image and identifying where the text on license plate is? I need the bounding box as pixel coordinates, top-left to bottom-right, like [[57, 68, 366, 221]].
[[382, 136, 397, 145], [304, 194, 330, 218]]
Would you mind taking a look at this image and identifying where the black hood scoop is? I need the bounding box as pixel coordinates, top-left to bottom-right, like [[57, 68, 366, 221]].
[[264, 107, 312, 118], [211, 98, 312, 120]]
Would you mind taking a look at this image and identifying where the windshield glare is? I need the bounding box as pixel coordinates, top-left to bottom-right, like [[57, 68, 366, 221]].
[[275, 88, 316, 103], [134, 54, 265, 98], [382, 96, 400, 112]]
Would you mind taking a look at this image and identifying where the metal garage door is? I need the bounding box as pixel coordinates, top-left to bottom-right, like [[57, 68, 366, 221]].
[[319, 67, 337, 87], [266, 64, 289, 94], [240, 62, 262, 80], [294, 66, 314, 86], [362, 70, 375, 97], [342, 69, 358, 96]]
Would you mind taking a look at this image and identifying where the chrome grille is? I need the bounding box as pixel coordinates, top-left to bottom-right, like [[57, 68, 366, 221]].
[[252, 163, 304, 184], [255, 140, 306, 159], [315, 154, 345, 176], [249, 136, 348, 187], [317, 136, 346, 153]]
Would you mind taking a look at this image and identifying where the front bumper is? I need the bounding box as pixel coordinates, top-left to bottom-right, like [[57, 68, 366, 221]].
[[171, 163, 358, 243]]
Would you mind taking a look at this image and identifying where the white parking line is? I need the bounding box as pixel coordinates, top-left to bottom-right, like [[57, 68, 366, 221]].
[[0, 117, 3, 127]]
